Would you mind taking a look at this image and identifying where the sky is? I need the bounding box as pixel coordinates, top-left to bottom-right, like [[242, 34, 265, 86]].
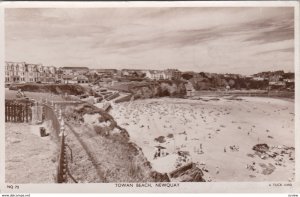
[[5, 7, 295, 75]]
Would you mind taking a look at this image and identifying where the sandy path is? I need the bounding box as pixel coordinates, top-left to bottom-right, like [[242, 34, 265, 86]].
[[110, 97, 295, 182], [5, 122, 57, 183]]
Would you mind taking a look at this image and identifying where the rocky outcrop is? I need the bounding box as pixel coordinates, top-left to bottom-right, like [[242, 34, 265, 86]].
[[169, 162, 205, 182], [131, 80, 187, 99], [253, 144, 269, 153], [150, 171, 170, 182]]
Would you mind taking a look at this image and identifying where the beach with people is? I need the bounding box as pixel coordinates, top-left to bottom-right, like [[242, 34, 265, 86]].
[[110, 96, 295, 182]]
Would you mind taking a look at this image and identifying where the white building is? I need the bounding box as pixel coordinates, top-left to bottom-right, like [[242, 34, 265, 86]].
[[5, 62, 26, 83], [5, 61, 58, 84], [72, 75, 89, 84], [145, 70, 166, 80]]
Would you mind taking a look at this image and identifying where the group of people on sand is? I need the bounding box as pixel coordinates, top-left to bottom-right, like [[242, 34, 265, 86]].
[[153, 146, 168, 159]]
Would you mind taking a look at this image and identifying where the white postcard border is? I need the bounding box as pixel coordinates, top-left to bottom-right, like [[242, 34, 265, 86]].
[[0, 1, 299, 193]]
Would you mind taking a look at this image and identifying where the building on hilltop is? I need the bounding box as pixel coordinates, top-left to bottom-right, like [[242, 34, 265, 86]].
[[145, 70, 166, 80], [62, 75, 73, 84], [91, 68, 118, 78], [72, 75, 89, 84], [59, 66, 89, 83], [252, 76, 266, 81], [121, 69, 147, 78], [164, 69, 182, 80], [60, 67, 89, 76], [39, 65, 57, 83]]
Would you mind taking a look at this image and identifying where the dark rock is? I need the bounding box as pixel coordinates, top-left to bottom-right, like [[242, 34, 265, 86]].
[[154, 136, 166, 143], [169, 162, 205, 182], [167, 133, 174, 138], [150, 171, 170, 182], [253, 143, 269, 153]]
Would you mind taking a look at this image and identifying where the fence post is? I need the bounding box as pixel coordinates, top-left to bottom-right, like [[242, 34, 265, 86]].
[[9, 103, 12, 122], [21, 105, 24, 122], [11, 103, 14, 122], [17, 103, 20, 122], [54, 104, 58, 114], [5, 102, 7, 122], [60, 119, 65, 137], [8, 103, 11, 122], [58, 108, 62, 121], [31, 101, 36, 124], [24, 103, 27, 122], [5, 101, 33, 123], [13, 103, 16, 122], [18, 104, 22, 122], [27, 103, 30, 122]]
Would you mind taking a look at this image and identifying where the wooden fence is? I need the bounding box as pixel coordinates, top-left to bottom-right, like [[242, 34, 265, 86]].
[[5, 100, 32, 123]]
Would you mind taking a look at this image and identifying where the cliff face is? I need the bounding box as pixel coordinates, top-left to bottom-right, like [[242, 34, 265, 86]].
[[131, 80, 187, 99], [63, 103, 170, 182]]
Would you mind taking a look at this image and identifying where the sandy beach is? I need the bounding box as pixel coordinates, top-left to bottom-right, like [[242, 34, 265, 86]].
[[110, 96, 295, 182]]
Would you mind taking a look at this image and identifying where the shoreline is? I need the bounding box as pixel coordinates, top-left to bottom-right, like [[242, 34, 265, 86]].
[[110, 96, 295, 182]]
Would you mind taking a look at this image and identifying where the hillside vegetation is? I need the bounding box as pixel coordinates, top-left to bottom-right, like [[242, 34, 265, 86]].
[[62, 103, 170, 182], [9, 83, 91, 96]]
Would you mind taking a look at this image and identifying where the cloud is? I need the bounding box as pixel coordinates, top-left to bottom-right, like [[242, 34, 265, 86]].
[[5, 7, 295, 74], [243, 19, 294, 44], [255, 47, 294, 55]]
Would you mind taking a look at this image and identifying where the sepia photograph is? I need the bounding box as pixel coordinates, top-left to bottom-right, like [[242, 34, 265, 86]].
[[0, 1, 299, 193]]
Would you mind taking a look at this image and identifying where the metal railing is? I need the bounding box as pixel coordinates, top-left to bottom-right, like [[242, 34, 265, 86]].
[[42, 99, 77, 183]]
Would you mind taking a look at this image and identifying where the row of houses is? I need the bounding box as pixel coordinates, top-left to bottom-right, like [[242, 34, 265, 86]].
[[145, 69, 182, 80], [5, 62, 57, 83], [5, 61, 183, 84], [5, 62, 90, 84], [249, 71, 294, 88], [59, 67, 89, 84], [90, 68, 182, 80]]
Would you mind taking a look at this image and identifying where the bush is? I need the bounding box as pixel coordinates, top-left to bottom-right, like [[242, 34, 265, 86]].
[[94, 125, 109, 136], [128, 160, 143, 179], [9, 84, 89, 95]]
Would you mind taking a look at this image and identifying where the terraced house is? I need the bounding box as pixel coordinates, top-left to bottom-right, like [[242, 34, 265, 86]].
[[5, 62, 26, 83], [5, 61, 58, 84]]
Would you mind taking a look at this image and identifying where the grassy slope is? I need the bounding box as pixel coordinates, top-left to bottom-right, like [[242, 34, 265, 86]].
[[9, 83, 91, 96], [62, 103, 157, 182]]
